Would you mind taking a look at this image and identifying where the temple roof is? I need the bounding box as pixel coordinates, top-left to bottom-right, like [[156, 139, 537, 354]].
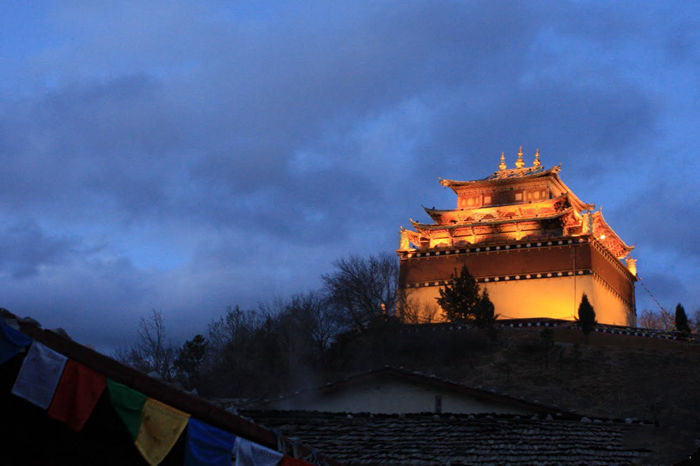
[[423, 193, 574, 223], [592, 210, 634, 259], [410, 209, 571, 231], [438, 166, 561, 188], [438, 165, 594, 212], [400, 150, 633, 262]]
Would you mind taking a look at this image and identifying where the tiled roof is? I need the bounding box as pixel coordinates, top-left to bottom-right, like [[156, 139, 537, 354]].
[[243, 410, 652, 465]]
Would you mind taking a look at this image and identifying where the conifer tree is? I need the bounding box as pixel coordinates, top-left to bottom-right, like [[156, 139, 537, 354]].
[[577, 294, 596, 344], [437, 266, 487, 323], [473, 289, 497, 328], [437, 266, 481, 321], [675, 303, 691, 335], [174, 334, 208, 390]]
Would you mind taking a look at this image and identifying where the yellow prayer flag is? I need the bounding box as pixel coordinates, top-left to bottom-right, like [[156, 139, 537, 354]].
[[134, 398, 190, 466]]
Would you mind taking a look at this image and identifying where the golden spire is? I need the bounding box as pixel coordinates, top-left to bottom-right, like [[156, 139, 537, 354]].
[[498, 152, 507, 171], [533, 148, 541, 168], [515, 145, 525, 168]]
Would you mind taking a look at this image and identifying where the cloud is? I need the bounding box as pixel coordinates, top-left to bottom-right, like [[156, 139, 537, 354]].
[[0, 221, 80, 278], [0, 1, 698, 349], [613, 183, 700, 259]]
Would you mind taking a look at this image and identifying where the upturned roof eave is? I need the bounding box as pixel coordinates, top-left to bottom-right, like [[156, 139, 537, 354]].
[[438, 166, 560, 190], [410, 209, 570, 231], [592, 210, 635, 254], [422, 193, 585, 218], [549, 172, 594, 212]]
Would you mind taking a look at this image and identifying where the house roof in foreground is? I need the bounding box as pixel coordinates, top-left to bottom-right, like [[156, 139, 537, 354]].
[[249, 367, 659, 464], [261, 366, 570, 415], [242, 410, 653, 465]]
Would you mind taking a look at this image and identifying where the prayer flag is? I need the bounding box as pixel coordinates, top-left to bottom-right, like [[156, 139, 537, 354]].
[[107, 378, 147, 440], [185, 418, 236, 466], [234, 437, 283, 466], [48, 359, 107, 431], [11, 341, 67, 409], [0, 319, 32, 364], [135, 398, 190, 466]]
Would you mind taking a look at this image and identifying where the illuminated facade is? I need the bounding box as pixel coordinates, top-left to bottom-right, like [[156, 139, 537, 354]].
[[397, 148, 637, 326]]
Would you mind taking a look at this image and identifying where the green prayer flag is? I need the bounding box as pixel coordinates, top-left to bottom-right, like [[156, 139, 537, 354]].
[[107, 379, 147, 440]]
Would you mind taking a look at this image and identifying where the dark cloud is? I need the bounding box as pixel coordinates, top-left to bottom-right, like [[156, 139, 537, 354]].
[[0, 1, 697, 349], [636, 272, 689, 311], [613, 183, 700, 259], [0, 221, 80, 278]]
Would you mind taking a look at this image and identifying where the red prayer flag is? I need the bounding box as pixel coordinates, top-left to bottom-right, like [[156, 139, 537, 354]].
[[47, 359, 106, 431]]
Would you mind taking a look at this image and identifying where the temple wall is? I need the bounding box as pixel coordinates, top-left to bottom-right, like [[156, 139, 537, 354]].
[[589, 240, 635, 306], [399, 241, 591, 286], [402, 275, 634, 326]]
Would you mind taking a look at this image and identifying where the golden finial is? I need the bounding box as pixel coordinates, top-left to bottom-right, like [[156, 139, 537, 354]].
[[515, 145, 525, 168], [498, 152, 507, 171], [533, 148, 541, 168]]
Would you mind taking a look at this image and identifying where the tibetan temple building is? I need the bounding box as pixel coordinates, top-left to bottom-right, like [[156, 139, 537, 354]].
[[397, 147, 637, 326]]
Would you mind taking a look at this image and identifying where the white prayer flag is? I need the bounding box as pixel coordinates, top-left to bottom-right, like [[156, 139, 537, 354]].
[[11, 341, 68, 409], [235, 437, 283, 466]]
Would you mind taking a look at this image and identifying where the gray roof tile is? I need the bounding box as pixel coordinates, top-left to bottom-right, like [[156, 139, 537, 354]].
[[243, 410, 651, 465]]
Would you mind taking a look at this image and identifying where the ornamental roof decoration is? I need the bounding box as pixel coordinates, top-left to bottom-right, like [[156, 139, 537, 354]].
[[438, 148, 558, 186], [489, 145, 549, 179]]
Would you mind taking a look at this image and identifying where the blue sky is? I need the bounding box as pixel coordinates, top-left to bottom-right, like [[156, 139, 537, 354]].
[[0, 1, 698, 351]]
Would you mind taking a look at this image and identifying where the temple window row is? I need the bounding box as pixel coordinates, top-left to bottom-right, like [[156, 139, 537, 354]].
[[460, 189, 552, 208]]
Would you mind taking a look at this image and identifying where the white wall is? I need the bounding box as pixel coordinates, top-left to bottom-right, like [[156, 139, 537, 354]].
[[270, 378, 534, 414]]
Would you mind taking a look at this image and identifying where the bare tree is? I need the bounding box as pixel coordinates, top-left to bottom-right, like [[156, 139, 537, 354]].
[[116, 310, 175, 381], [206, 305, 258, 353], [693, 308, 700, 334], [282, 291, 339, 354], [203, 306, 272, 396], [638, 309, 675, 331], [399, 293, 439, 324], [322, 253, 399, 332]]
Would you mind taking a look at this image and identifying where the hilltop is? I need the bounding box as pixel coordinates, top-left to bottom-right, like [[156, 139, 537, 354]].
[[317, 322, 699, 464]]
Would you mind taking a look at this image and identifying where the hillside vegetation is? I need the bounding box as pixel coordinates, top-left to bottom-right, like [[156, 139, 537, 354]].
[[330, 324, 700, 464]]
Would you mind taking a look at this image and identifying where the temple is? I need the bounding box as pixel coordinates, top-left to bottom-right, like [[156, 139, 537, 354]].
[[397, 147, 637, 326]]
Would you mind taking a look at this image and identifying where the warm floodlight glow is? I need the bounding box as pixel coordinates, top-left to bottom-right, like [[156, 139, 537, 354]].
[[397, 158, 637, 327]]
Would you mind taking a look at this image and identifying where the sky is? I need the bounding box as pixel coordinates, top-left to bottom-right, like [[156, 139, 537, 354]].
[[0, 1, 698, 352]]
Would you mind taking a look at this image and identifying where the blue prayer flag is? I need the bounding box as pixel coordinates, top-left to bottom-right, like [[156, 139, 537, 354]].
[[0, 319, 32, 364], [185, 418, 236, 466]]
